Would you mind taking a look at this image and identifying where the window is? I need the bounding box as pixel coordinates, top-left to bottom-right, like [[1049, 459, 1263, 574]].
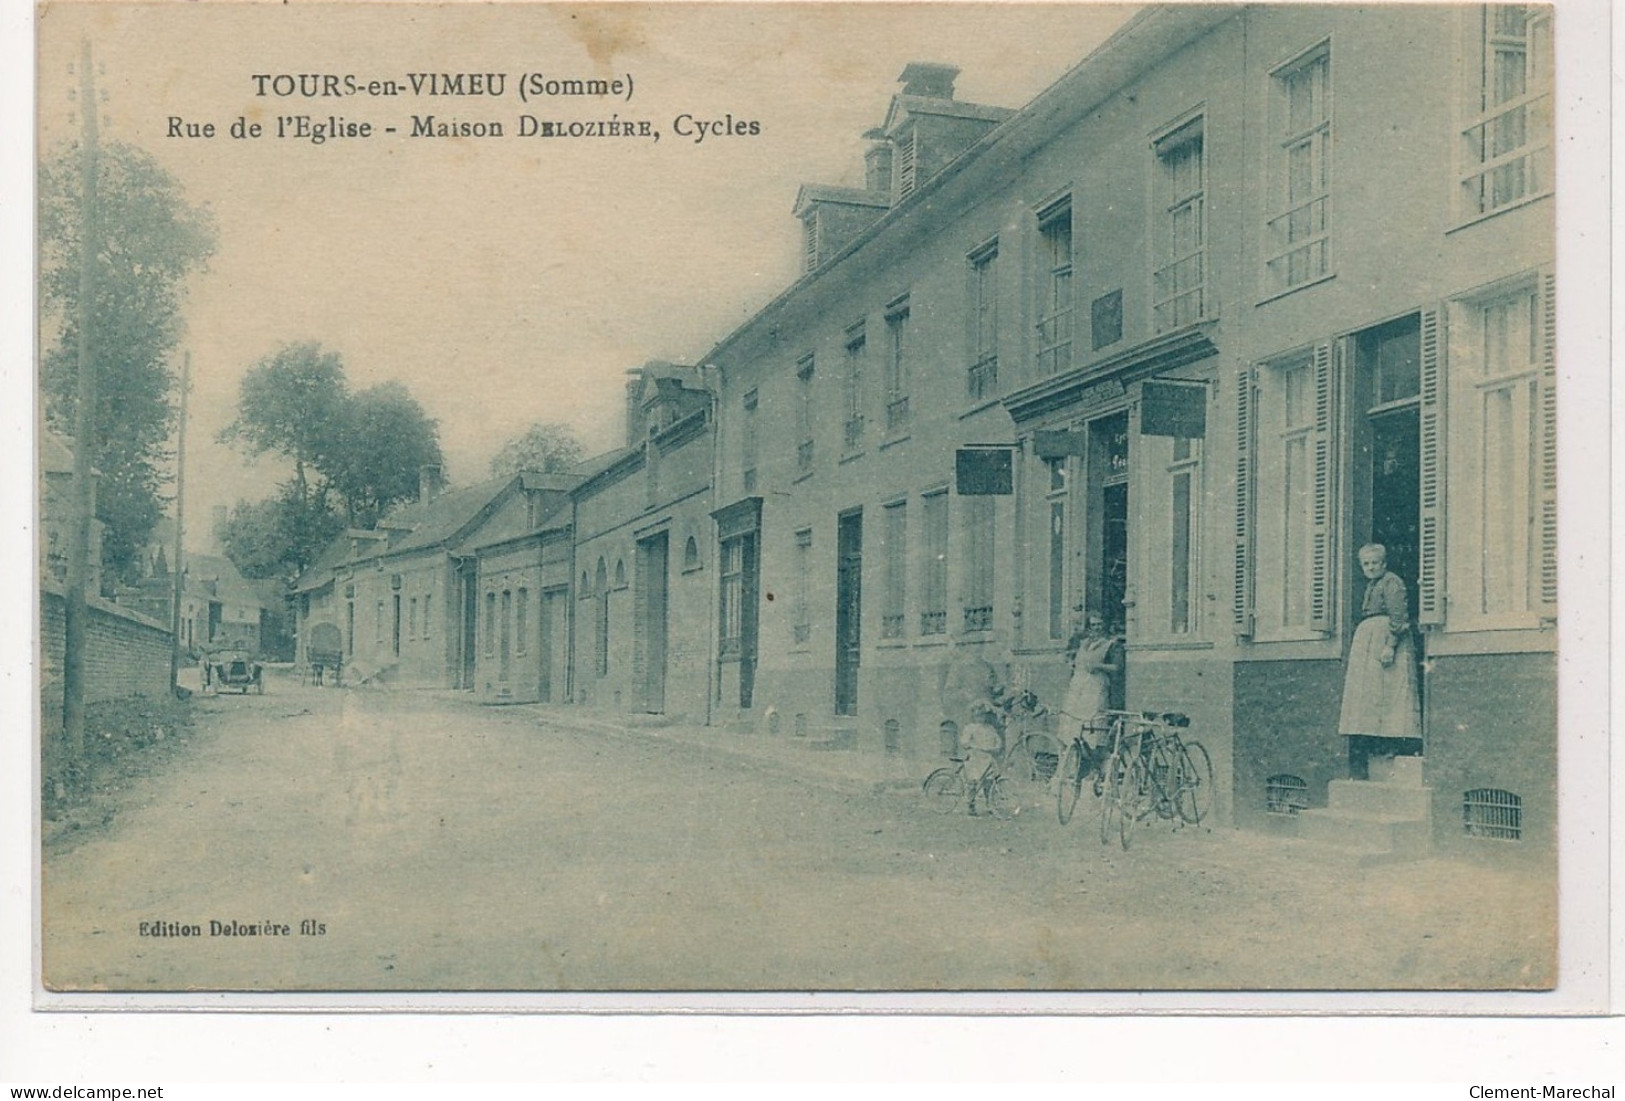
[[1445, 280, 1554, 627], [1154, 116, 1206, 330], [683, 536, 700, 571], [882, 502, 906, 639], [1463, 788, 1522, 840], [1267, 44, 1331, 293], [719, 538, 745, 654], [1242, 345, 1335, 639], [1462, 5, 1552, 217], [741, 389, 759, 493], [885, 296, 911, 435], [895, 125, 918, 198], [376, 601, 384, 645], [1036, 202, 1074, 375], [1046, 457, 1069, 640], [484, 591, 496, 656], [793, 528, 813, 645], [796, 356, 814, 474], [346, 600, 354, 656], [962, 495, 994, 633], [843, 322, 866, 451], [422, 592, 431, 638], [408, 596, 418, 639], [968, 243, 999, 399], [802, 208, 820, 273], [516, 587, 528, 655], [499, 590, 512, 674], [1169, 436, 1201, 634], [920, 490, 949, 635]]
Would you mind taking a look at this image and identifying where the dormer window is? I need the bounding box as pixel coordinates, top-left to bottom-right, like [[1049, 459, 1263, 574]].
[[895, 126, 919, 198]]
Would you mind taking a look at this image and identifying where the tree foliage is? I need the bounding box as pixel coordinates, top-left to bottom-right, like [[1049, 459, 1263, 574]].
[[222, 345, 444, 568], [39, 140, 217, 583], [488, 421, 585, 478], [327, 381, 444, 528], [218, 482, 347, 583], [220, 342, 349, 496]]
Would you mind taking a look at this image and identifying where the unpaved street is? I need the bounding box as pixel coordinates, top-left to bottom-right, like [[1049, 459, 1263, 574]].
[[42, 678, 1555, 991]]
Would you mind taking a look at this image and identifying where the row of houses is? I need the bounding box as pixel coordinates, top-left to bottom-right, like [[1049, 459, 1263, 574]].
[[294, 4, 1557, 854]]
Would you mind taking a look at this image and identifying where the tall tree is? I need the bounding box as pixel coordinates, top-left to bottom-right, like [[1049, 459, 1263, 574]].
[[219, 482, 346, 582], [39, 140, 217, 583], [327, 381, 444, 527], [488, 421, 585, 477], [219, 342, 349, 503]]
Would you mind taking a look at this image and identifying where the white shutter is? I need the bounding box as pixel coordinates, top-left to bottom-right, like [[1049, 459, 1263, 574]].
[[1233, 362, 1256, 637], [1416, 307, 1446, 625], [1537, 271, 1558, 616], [1308, 342, 1337, 635]]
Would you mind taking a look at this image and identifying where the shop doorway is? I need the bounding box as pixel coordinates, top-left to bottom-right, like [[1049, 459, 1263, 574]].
[[1086, 411, 1131, 636], [1350, 315, 1426, 762], [637, 531, 669, 713]]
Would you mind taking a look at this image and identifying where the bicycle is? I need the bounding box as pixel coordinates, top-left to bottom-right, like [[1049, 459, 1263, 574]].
[[922, 689, 1063, 820], [922, 753, 1019, 819], [1093, 710, 1215, 849], [1053, 712, 1112, 826]]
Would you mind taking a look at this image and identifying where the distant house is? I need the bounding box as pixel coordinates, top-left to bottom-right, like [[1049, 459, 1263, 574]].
[[38, 428, 103, 594], [293, 466, 575, 688], [178, 554, 267, 658], [570, 361, 715, 721]]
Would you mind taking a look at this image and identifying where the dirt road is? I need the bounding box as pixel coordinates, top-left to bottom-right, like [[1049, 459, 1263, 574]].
[[41, 678, 1555, 991]]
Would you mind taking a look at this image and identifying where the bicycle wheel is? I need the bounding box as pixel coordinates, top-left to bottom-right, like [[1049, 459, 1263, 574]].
[[983, 774, 1019, 820], [1009, 731, 1063, 786], [1146, 740, 1180, 820], [1098, 749, 1126, 845], [1175, 739, 1215, 825], [1119, 755, 1149, 850], [1056, 741, 1087, 825], [923, 767, 967, 815]]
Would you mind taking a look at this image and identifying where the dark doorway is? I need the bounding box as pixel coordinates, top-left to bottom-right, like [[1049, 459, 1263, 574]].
[[739, 533, 760, 709], [1350, 314, 1426, 752], [392, 594, 402, 657], [460, 568, 478, 688], [835, 509, 863, 716], [1087, 411, 1131, 636], [539, 589, 561, 702], [637, 532, 669, 713]]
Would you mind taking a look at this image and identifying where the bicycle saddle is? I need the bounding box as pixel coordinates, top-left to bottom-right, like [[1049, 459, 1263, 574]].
[[1160, 712, 1191, 727]]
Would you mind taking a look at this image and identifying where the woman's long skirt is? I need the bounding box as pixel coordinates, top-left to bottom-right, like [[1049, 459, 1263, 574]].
[[1338, 616, 1421, 738]]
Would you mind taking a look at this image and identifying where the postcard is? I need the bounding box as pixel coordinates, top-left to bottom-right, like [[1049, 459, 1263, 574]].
[[27, 1, 1609, 1013]]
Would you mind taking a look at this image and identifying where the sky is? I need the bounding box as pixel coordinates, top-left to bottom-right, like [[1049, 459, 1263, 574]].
[[33, 2, 1139, 548]]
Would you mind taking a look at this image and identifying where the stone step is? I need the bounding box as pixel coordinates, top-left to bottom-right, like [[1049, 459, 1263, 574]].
[[1327, 778, 1433, 818], [1368, 754, 1425, 785], [1295, 806, 1433, 855]]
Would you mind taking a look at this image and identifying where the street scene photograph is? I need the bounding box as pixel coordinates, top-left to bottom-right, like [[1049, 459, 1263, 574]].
[[29, 1, 1588, 1000]]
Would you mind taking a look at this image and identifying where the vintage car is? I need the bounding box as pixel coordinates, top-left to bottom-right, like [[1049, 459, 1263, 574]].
[[203, 648, 264, 694]]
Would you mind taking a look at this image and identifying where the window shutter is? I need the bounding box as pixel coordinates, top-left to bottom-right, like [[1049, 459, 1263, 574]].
[[1537, 271, 1558, 616], [1309, 342, 1337, 635], [1416, 307, 1446, 625], [1233, 362, 1256, 637]]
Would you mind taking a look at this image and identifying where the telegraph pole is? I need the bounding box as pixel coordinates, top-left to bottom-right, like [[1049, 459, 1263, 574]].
[[169, 352, 189, 693], [60, 38, 100, 790]]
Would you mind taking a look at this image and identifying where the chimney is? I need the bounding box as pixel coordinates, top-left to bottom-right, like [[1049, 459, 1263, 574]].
[[418, 464, 444, 503], [625, 368, 644, 447], [897, 62, 959, 99], [863, 131, 894, 192]]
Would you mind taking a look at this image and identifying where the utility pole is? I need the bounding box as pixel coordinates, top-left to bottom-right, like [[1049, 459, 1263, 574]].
[[60, 38, 100, 792], [169, 351, 189, 693]]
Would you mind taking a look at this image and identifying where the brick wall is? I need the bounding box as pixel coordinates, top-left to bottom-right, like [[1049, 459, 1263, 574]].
[[40, 585, 175, 733]]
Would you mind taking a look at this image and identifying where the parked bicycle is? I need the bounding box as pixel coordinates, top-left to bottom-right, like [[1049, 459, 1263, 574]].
[[923, 688, 1064, 819], [1090, 710, 1214, 849]]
